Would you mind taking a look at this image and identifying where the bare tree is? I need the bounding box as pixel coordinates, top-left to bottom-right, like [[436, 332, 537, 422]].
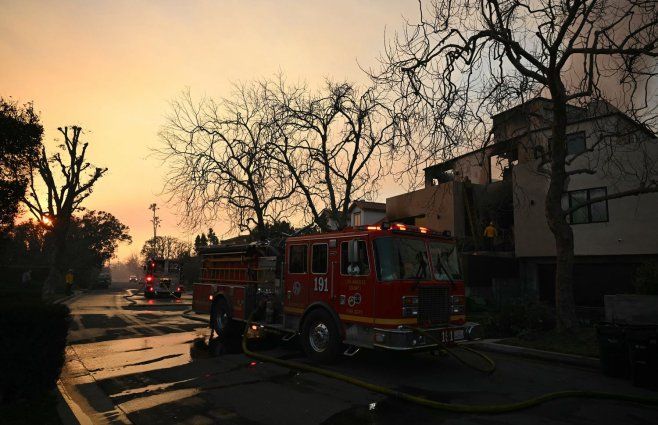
[[267, 79, 398, 230], [140, 236, 191, 261], [158, 86, 296, 237], [125, 252, 142, 275], [22, 126, 107, 295], [377, 0, 658, 329]]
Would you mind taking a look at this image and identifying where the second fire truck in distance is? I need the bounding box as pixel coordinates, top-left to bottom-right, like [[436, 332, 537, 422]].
[[193, 223, 481, 362], [144, 258, 184, 298]]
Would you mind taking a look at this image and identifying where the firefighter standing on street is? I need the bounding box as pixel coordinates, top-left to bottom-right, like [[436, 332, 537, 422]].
[[65, 269, 74, 295], [483, 222, 497, 251]]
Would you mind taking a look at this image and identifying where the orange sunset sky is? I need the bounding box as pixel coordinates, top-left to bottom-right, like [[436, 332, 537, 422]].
[[1, 0, 419, 261]]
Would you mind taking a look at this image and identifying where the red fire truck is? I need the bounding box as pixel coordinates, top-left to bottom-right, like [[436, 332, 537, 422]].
[[144, 258, 184, 298], [192, 223, 480, 362]]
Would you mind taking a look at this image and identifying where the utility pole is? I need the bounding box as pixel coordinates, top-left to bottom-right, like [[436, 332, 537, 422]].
[[148, 203, 161, 257]]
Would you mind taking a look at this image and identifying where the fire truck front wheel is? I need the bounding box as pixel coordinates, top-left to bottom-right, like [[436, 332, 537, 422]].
[[301, 309, 341, 363]]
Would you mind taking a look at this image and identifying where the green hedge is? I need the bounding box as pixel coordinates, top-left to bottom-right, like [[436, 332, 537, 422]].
[[0, 299, 70, 404]]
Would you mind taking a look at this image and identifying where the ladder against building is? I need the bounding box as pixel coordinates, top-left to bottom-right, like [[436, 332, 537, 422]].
[[462, 181, 481, 250]]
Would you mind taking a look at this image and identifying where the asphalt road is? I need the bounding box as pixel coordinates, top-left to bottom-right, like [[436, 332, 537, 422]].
[[61, 282, 658, 425], [67, 281, 198, 345]]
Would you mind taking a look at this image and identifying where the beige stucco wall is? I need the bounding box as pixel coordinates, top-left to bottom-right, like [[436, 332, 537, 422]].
[[454, 154, 489, 185], [386, 184, 457, 234], [514, 116, 658, 257]]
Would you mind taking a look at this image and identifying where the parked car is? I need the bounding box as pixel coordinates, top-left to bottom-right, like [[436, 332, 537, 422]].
[[95, 271, 111, 289]]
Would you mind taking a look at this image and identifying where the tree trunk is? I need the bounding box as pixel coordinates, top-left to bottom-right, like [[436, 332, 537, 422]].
[[255, 208, 267, 240], [545, 91, 578, 331], [42, 219, 69, 297]]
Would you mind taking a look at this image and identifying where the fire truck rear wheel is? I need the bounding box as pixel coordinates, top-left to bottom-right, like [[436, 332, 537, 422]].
[[211, 298, 237, 341], [301, 309, 341, 363]]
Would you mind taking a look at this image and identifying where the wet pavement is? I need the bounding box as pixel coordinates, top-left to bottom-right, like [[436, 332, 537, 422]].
[[67, 283, 196, 345], [60, 283, 658, 424]]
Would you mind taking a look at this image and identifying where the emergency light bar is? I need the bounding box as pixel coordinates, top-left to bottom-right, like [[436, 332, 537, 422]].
[[356, 223, 451, 237]]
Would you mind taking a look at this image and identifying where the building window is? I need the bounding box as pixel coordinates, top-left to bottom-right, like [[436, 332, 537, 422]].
[[352, 212, 361, 226], [489, 152, 518, 182], [490, 154, 504, 182], [288, 245, 307, 274], [566, 131, 586, 156], [311, 244, 328, 274], [563, 187, 608, 224]]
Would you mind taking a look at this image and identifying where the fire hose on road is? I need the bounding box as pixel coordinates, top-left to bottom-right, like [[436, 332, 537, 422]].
[[237, 313, 658, 414]]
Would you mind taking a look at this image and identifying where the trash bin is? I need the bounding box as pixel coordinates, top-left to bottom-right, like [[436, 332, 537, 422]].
[[596, 323, 629, 378], [627, 325, 658, 390]]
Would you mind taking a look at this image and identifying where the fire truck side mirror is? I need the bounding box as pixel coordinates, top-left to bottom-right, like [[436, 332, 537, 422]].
[[348, 240, 359, 264]]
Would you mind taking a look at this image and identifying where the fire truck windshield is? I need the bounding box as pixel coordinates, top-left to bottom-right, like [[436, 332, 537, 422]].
[[373, 237, 430, 282], [429, 241, 461, 280]]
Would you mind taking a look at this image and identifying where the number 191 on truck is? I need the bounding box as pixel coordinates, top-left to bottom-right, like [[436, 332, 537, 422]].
[[192, 223, 481, 362]]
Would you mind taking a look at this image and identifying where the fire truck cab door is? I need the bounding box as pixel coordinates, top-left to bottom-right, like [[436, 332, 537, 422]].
[[335, 237, 373, 324]]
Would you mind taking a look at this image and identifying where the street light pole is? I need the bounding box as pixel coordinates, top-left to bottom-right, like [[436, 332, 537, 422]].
[[148, 203, 161, 257]]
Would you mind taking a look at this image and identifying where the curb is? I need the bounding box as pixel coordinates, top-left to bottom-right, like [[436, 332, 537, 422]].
[[56, 380, 83, 425], [467, 340, 600, 369], [58, 346, 133, 424], [52, 290, 84, 305]]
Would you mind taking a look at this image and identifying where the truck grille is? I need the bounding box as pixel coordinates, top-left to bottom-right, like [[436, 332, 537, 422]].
[[418, 286, 450, 324]]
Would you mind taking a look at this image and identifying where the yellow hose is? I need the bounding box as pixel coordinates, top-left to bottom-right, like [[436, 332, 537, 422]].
[[238, 314, 658, 414]]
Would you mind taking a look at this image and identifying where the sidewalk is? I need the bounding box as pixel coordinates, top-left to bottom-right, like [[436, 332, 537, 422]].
[[55, 289, 129, 424], [57, 346, 133, 425]]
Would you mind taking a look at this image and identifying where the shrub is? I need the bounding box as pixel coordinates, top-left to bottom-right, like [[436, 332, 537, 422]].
[[0, 298, 70, 403], [466, 296, 488, 313], [483, 302, 555, 339]]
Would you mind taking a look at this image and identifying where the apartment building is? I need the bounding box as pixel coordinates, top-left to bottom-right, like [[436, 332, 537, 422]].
[[386, 98, 658, 306]]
